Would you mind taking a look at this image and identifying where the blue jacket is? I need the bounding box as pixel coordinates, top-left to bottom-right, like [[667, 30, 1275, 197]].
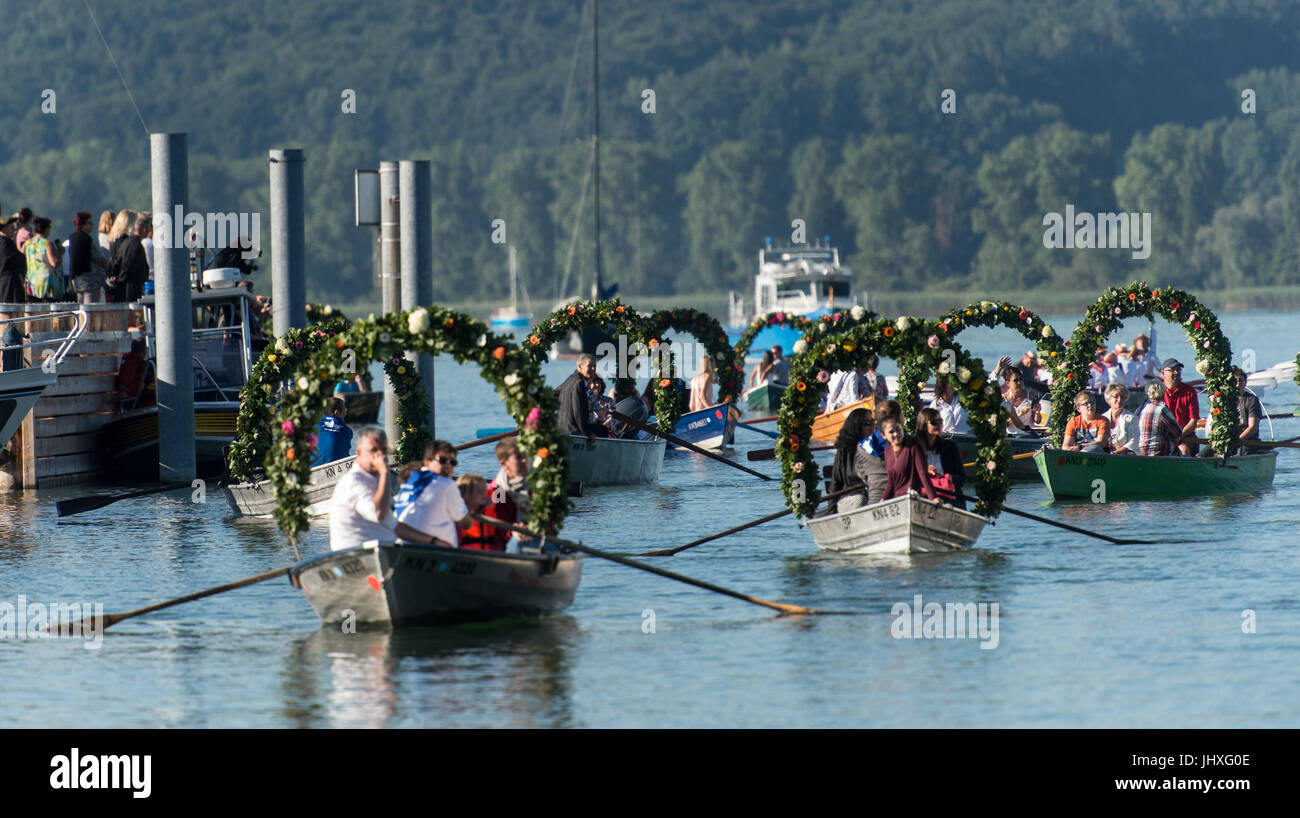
[[312, 414, 354, 466]]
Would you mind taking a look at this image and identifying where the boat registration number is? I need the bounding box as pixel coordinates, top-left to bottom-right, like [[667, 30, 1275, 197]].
[[403, 555, 477, 576], [316, 558, 367, 583], [1061, 454, 1106, 467], [870, 504, 902, 522]]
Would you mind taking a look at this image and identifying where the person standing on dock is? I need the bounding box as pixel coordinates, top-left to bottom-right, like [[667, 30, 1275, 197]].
[[394, 440, 471, 549], [67, 212, 108, 304], [329, 427, 446, 550], [557, 354, 604, 440], [0, 213, 26, 308], [1158, 359, 1200, 456]]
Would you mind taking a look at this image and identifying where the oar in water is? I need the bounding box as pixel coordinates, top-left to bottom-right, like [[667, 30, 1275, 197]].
[[56, 481, 193, 518], [610, 411, 772, 480], [747, 444, 833, 461], [52, 566, 292, 634], [733, 423, 778, 439], [738, 414, 777, 425], [636, 484, 866, 557], [468, 513, 816, 615], [945, 491, 1159, 545], [962, 451, 1038, 468], [457, 428, 519, 450]]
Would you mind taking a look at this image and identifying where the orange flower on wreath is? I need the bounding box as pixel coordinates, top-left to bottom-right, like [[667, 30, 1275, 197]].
[[567, 306, 577, 316], [659, 378, 671, 388], [529, 334, 540, 345], [536, 447, 550, 459], [795, 381, 807, 391], [883, 326, 895, 337], [334, 338, 346, 349], [286, 448, 296, 461], [493, 346, 506, 360], [615, 305, 625, 314]]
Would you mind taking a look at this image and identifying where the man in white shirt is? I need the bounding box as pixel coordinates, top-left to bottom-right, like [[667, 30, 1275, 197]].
[[394, 440, 471, 548], [328, 427, 446, 551], [824, 369, 866, 412]]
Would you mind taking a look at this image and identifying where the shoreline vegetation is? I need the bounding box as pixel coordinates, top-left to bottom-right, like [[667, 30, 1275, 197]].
[[326, 285, 1300, 325]]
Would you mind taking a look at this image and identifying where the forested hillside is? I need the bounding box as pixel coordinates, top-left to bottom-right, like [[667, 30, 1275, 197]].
[[4, 0, 1300, 305]]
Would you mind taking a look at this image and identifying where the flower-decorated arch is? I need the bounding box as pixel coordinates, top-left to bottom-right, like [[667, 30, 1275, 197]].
[[227, 316, 352, 482], [1056, 283, 1236, 453], [733, 312, 814, 362], [267, 305, 569, 543], [649, 308, 743, 404], [526, 299, 681, 431], [779, 317, 1010, 518]]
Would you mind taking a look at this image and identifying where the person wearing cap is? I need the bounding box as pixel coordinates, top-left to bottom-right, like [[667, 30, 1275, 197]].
[[0, 213, 27, 307], [1160, 358, 1199, 456], [1088, 347, 1108, 390]]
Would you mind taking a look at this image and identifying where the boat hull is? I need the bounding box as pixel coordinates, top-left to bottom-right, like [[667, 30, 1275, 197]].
[[670, 403, 736, 450], [567, 435, 666, 485], [950, 433, 1046, 481], [806, 492, 987, 554], [340, 391, 382, 424], [100, 403, 238, 480], [291, 542, 583, 626], [0, 367, 57, 444], [1033, 447, 1278, 500], [744, 383, 786, 413], [811, 397, 874, 442], [221, 456, 357, 517]]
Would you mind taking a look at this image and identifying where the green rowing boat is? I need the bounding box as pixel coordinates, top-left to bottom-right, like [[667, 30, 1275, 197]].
[[1033, 447, 1278, 500], [745, 382, 786, 413]]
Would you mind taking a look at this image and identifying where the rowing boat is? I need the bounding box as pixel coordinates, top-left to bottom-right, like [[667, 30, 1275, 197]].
[[1032, 446, 1278, 500], [290, 541, 583, 627], [668, 402, 736, 450], [567, 434, 666, 485], [806, 491, 987, 554], [950, 433, 1046, 480], [744, 383, 786, 413], [221, 456, 357, 518], [810, 397, 874, 442]]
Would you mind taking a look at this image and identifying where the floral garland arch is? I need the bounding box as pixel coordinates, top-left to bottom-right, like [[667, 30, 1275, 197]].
[[267, 306, 569, 543], [526, 298, 681, 431], [732, 311, 814, 362], [1056, 283, 1237, 453], [227, 316, 351, 481], [778, 317, 1010, 518], [648, 308, 744, 404]]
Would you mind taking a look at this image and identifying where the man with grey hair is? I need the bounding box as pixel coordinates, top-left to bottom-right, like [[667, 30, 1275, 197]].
[[1134, 382, 1182, 457], [556, 353, 602, 441], [328, 426, 446, 550]]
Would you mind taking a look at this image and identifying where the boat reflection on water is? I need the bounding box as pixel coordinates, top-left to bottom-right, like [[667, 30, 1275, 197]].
[[286, 616, 580, 728]]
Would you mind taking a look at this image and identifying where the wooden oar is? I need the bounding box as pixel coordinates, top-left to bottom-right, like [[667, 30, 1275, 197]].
[[733, 423, 778, 439], [636, 484, 866, 557], [962, 451, 1038, 468], [747, 444, 833, 461], [54, 566, 292, 633], [610, 411, 772, 480], [456, 428, 519, 451], [468, 513, 816, 615], [739, 414, 777, 424], [947, 491, 1158, 545], [56, 481, 193, 518]]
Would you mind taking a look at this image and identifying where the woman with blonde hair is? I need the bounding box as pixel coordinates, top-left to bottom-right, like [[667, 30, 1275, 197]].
[[688, 354, 717, 411], [97, 211, 115, 252], [106, 209, 149, 302], [108, 210, 136, 244]]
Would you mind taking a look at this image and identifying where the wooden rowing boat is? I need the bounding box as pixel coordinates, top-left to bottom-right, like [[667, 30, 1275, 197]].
[[290, 541, 583, 626], [221, 456, 357, 518], [744, 383, 786, 413], [810, 397, 874, 442], [806, 491, 987, 554], [1032, 446, 1278, 500], [567, 434, 666, 485], [950, 433, 1046, 481]]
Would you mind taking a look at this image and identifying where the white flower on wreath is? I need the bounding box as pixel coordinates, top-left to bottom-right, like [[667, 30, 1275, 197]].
[[275, 337, 289, 354], [896, 316, 912, 332], [938, 360, 952, 375], [504, 373, 519, 386], [793, 339, 808, 355], [322, 305, 333, 316], [979, 301, 994, 311], [957, 367, 971, 383], [850, 305, 865, 320], [1195, 360, 1209, 375], [407, 308, 430, 335], [816, 322, 827, 334], [297, 377, 310, 390], [378, 332, 391, 344], [1042, 325, 1054, 339]]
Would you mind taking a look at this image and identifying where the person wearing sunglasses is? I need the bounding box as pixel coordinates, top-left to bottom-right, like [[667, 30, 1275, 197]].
[[1062, 391, 1111, 453], [329, 427, 448, 551], [393, 440, 471, 549]]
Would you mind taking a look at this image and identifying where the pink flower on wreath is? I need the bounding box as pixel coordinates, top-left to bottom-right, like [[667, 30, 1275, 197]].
[[294, 341, 304, 349], [775, 312, 785, 322], [1203, 340, 1210, 349], [816, 370, 830, 383], [927, 334, 940, 349], [1113, 307, 1121, 315], [525, 406, 541, 430], [986, 461, 997, 471], [793, 461, 805, 473], [307, 433, 318, 450], [281, 421, 295, 435], [1094, 325, 1103, 333]]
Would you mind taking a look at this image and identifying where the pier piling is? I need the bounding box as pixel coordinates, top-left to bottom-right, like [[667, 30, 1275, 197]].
[[152, 132, 195, 482], [379, 161, 400, 446], [269, 148, 307, 333], [399, 159, 435, 437]]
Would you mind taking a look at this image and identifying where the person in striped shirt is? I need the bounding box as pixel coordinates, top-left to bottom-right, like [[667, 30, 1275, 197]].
[[1134, 382, 1183, 456]]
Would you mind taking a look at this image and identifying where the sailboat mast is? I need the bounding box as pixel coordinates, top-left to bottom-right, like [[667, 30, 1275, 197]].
[[591, 0, 602, 301]]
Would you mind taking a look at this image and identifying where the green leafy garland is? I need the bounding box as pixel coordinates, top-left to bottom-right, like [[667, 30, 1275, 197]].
[[934, 300, 1066, 434], [227, 316, 351, 482], [1057, 283, 1236, 454], [732, 311, 814, 362], [526, 299, 681, 431], [649, 308, 743, 404], [383, 354, 432, 466], [268, 306, 569, 543], [779, 317, 1010, 518]]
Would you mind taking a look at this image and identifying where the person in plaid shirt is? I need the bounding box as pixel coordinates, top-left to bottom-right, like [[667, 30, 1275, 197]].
[[1134, 381, 1183, 456]]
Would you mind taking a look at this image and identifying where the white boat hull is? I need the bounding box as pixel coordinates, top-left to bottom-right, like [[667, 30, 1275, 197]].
[[567, 435, 666, 485], [806, 492, 987, 554], [221, 456, 357, 517]]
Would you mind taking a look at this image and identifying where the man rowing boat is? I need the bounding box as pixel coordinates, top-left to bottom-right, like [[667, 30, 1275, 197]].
[[328, 427, 447, 551]]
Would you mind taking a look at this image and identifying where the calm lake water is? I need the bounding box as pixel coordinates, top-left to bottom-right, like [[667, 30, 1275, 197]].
[[2, 311, 1298, 727]]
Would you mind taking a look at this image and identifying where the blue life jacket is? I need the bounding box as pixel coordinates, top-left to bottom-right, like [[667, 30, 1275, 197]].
[[394, 469, 441, 519], [312, 414, 354, 466]]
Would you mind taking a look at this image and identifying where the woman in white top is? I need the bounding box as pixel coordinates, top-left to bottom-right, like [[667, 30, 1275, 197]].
[[927, 374, 972, 435], [97, 210, 115, 253], [1001, 369, 1037, 434], [689, 355, 718, 412], [1103, 382, 1138, 454], [749, 350, 775, 387]]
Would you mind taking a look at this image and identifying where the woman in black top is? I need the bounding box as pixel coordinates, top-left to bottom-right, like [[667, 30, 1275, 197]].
[[916, 406, 967, 508], [0, 215, 26, 305], [828, 408, 873, 513]]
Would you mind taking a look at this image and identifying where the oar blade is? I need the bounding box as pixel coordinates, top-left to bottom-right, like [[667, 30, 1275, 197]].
[[746, 448, 777, 461], [56, 496, 116, 517]]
